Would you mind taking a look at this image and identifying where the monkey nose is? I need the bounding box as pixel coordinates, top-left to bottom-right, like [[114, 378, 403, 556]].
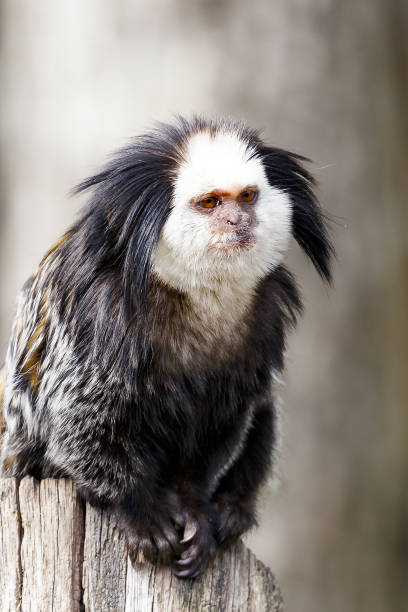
[[226, 218, 238, 226], [224, 212, 241, 226]]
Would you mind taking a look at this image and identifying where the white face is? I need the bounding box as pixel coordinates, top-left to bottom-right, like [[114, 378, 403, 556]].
[[152, 130, 292, 294]]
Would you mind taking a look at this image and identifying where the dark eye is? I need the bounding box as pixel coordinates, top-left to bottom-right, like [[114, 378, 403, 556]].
[[239, 189, 258, 204], [198, 196, 219, 209]]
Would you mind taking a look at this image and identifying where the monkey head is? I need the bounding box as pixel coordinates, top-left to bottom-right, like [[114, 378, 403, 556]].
[[152, 130, 292, 292], [74, 117, 332, 305], [152, 126, 324, 295]]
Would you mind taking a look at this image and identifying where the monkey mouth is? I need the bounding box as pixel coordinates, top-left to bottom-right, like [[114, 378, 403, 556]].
[[211, 230, 255, 252]]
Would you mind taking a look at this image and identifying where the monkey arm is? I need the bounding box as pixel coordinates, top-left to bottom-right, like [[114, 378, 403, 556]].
[[210, 398, 275, 545], [41, 403, 184, 561]]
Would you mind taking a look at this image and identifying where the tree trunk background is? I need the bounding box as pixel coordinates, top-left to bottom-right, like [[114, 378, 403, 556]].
[[0, 477, 282, 612], [0, 1, 407, 611]]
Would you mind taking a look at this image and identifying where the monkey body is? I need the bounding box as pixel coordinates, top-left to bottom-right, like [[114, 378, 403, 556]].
[[1, 117, 332, 577]]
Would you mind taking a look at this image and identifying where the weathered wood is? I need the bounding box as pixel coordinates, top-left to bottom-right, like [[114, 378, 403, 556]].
[[19, 478, 84, 612], [83, 505, 128, 611], [123, 541, 282, 612], [0, 477, 283, 611], [0, 478, 21, 612]]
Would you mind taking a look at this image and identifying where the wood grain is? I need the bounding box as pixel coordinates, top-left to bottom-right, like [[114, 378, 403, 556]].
[[19, 478, 84, 611], [0, 477, 283, 611], [0, 478, 22, 612]]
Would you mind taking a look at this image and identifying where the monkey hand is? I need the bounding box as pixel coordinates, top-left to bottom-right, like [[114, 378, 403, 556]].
[[125, 494, 184, 565], [172, 509, 217, 579], [212, 493, 256, 546]]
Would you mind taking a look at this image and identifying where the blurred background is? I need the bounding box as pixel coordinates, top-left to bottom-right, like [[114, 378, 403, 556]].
[[0, 1, 407, 610]]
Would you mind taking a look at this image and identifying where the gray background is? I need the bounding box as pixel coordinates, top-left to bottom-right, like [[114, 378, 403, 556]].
[[1, 1, 407, 611]]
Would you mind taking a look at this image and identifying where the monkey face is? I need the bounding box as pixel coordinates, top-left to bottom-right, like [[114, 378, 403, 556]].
[[189, 186, 259, 252], [152, 130, 292, 291]]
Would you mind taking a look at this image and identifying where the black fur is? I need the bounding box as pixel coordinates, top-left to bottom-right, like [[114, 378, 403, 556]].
[[0, 116, 333, 578], [256, 144, 334, 282]]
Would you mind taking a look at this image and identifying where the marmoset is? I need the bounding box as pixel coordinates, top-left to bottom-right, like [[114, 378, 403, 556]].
[[0, 117, 333, 578]]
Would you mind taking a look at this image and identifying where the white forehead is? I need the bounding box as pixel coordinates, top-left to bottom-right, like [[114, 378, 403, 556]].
[[174, 130, 268, 201]]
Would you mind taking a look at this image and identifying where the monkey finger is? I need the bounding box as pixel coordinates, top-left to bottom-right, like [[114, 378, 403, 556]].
[[176, 543, 200, 564], [180, 518, 198, 544], [136, 535, 157, 562], [171, 510, 186, 531], [189, 568, 202, 580], [174, 557, 194, 567], [173, 550, 208, 579], [161, 525, 182, 554], [151, 533, 173, 559], [180, 545, 197, 560]]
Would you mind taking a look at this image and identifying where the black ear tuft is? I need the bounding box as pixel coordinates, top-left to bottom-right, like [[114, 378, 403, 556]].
[[71, 124, 188, 311], [257, 145, 335, 283]]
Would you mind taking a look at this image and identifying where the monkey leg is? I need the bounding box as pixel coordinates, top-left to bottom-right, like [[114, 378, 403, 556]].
[[171, 401, 274, 578], [211, 402, 275, 546], [43, 414, 185, 564]]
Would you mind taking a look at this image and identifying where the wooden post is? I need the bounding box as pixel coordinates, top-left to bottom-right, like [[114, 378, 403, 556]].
[[0, 477, 283, 611]]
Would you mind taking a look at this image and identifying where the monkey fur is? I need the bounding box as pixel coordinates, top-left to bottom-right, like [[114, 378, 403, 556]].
[[0, 117, 333, 578]]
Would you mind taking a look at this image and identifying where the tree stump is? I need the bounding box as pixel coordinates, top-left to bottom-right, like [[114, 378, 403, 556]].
[[0, 477, 283, 611]]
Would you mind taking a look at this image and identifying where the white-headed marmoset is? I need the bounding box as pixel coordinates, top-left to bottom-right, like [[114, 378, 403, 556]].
[[0, 117, 333, 578]]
